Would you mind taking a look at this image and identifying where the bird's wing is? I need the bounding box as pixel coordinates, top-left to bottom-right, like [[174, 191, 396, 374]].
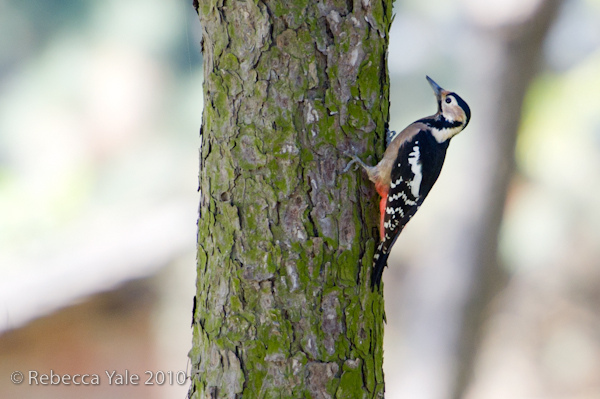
[[380, 133, 425, 254]]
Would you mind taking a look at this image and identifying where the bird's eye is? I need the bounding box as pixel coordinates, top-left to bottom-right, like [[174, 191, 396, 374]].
[[445, 97, 452, 104]]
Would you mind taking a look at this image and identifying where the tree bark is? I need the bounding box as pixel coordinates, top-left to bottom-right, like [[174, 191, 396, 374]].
[[189, 1, 394, 397]]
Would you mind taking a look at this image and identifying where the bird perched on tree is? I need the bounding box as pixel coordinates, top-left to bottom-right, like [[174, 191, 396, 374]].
[[345, 76, 471, 288]]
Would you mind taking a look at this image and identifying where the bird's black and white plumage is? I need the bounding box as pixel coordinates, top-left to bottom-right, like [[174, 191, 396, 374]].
[[345, 76, 471, 288]]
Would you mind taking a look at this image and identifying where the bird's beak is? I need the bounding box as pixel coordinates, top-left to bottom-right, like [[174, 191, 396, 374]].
[[426, 76, 444, 100]]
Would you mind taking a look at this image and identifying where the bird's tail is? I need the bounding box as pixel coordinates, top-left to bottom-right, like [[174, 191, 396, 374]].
[[371, 242, 390, 289]]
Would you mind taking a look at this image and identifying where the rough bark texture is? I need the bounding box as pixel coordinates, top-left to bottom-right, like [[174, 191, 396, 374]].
[[189, 1, 394, 397]]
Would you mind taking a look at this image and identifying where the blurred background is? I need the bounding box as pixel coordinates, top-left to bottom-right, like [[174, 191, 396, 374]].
[[0, 0, 599, 398], [0, 0, 201, 398], [385, 0, 600, 398]]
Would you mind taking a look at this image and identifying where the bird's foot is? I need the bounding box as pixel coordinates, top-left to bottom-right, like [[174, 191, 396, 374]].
[[342, 153, 363, 173], [343, 151, 373, 173]]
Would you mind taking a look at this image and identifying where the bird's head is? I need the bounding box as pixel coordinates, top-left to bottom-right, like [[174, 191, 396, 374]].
[[426, 76, 471, 142]]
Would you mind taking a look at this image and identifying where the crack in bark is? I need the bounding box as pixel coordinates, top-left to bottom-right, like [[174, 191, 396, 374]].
[[191, 0, 393, 397]]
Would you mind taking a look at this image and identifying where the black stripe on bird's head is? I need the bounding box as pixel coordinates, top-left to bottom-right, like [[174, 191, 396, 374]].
[[449, 92, 471, 127], [426, 76, 471, 129]]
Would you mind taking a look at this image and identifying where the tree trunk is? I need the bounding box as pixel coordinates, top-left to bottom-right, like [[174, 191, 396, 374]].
[[189, 1, 394, 397]]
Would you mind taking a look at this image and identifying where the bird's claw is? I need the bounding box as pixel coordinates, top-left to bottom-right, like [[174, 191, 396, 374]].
[[342, 153, 360, 173]]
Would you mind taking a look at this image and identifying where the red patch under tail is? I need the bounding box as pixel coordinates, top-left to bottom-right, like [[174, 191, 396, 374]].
[[379, 195, 387, 240], [375, 182, 388, 241]]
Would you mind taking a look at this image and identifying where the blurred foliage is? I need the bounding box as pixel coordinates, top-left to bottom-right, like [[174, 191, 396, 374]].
[[504, 53, 600, 273], [0, 0, 202, 262]]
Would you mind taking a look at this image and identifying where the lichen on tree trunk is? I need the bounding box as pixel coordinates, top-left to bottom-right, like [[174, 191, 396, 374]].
[[189, 1, 394, 397]]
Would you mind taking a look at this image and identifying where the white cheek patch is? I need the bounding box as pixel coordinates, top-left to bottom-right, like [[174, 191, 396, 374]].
[[407, 144, 422, 198], [442, 105, 456, 123]]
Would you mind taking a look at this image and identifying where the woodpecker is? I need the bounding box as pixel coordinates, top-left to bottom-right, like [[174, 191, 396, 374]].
[[345, 76, 471, 288]]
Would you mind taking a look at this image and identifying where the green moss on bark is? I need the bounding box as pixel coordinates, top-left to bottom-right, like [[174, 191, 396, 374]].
[[191, 0, 394, 398]]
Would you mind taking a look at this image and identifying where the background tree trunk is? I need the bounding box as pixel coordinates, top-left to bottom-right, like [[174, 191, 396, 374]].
[[381, 1, 564, 398], [452, 1, 564, 397], [189, 1, 394, 397]]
